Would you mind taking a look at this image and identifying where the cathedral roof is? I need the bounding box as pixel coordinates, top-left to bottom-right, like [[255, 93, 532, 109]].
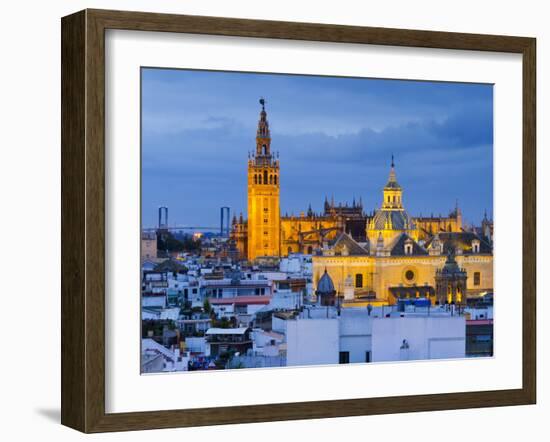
[[317, 269, 336, 294], [425, 231, 492, 254], [329, 232, 369, 256], [389, 233, 428, 256], [371, 209, 416, 231]]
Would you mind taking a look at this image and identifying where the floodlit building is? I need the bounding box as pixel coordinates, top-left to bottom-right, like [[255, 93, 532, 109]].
[[231, 100, 484, 265], [312, 162, 493, 306]]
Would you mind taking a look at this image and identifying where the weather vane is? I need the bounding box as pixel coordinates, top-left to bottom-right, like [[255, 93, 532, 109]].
[[259, 97, 266, 108]]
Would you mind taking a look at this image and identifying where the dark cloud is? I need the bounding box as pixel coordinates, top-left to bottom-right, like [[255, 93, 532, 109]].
[[141, 69, 493, 228]]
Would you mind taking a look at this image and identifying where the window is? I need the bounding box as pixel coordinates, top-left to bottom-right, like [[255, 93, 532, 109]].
[[405, 270, 415, 281], [339, 351, 350, 364], [264, 231, 268, 235], [404, 243, 413, 255], [254, 174, 257, 184], [264, 219, 268, 223], [263, 207, 268, 212], [474, 272, 481, 286], [274, 175, 278, 185], [365, 351, 371, 363], [355, 273, 363, 288], [258, 174, 262, 184], [263, 170, 268, 184], [192, 288, 197, 294]]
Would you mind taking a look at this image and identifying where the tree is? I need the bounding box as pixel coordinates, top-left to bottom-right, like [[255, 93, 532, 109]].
[[157, 232, 201, 253], [203, 298, 212, 314]]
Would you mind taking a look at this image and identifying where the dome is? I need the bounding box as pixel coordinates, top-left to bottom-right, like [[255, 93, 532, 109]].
[[317, 269, 336, 294], [371, 209, 415, 231], [439, 249, 465, 276], [384, 179, 402, 190]]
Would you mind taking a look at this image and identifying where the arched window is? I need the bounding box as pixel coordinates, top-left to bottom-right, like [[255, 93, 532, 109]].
[[274, 175, 278, 185], [254, 175, 258, 184], [355, 273, 363, 288], [393, 195, 396, 203], [258, 174, 262, 184], [269, 174, 273, 184], [264, 170, 268, 184], [307, 246, 313, 254], [387, 196, 390, 202]]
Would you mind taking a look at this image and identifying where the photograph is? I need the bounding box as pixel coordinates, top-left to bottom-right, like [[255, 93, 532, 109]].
[[140, 68, 494, 373]]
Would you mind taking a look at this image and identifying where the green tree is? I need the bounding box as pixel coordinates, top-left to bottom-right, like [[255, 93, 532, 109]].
[[203, 298, 212, 314]]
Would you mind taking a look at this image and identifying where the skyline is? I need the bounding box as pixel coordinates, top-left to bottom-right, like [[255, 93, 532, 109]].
[[141, 68, 493, 229]]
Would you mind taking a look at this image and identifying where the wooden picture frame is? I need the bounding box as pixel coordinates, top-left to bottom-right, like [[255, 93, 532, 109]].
[[61, 8, 536, 433]]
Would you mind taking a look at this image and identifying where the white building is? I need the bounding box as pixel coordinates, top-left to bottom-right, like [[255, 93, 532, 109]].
[[279, 254, 313, 276], [371, 315, 465, 362], [141, 338, 189, 372], [184, 336, 208, 355], [142, 306, 180, 320], [285, 306, 466, 366], [286, 318, 339, 366]]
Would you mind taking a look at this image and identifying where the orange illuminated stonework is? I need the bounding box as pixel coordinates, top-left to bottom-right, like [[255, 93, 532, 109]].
[[230, 99, 478, 264], [246, 99, 281, 261]]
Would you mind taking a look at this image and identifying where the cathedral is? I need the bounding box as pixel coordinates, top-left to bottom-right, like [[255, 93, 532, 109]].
[[230, 99, 493, 304]]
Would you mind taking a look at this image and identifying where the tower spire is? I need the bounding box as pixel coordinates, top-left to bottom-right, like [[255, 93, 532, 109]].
[[382, 154, 403, 210], [388, 154, 397, 184], [256, 98, 270, 141], [255, 97, 272, 160], [247, 97, 281, 261]]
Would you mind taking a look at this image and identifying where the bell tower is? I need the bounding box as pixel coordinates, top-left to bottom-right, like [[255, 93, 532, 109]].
[[247, 98, 281, 260], [382, 155, 403, 210]]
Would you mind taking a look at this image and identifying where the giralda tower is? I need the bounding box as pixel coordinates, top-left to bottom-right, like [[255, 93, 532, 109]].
[[247, 98, 281, 260]]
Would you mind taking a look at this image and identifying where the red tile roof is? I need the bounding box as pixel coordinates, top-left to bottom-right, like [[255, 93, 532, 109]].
[[210, 296, 272, 305]]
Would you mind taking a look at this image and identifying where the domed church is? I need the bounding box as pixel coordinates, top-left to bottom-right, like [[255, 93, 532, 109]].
[[367, 155, 418, 248]]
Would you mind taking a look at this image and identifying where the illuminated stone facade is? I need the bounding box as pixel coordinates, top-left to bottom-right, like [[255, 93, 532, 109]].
[[232, 100, 359, 261], [231, 97, 493, 302], [312, 162, 493, 305], [246, 99, 281, 261]]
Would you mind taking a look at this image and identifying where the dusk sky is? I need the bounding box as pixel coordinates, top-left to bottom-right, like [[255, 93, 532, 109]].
[[141, 68, 493, 230]]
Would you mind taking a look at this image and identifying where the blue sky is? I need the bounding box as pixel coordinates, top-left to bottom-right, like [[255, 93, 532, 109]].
[[141, 68, 493, 229]]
